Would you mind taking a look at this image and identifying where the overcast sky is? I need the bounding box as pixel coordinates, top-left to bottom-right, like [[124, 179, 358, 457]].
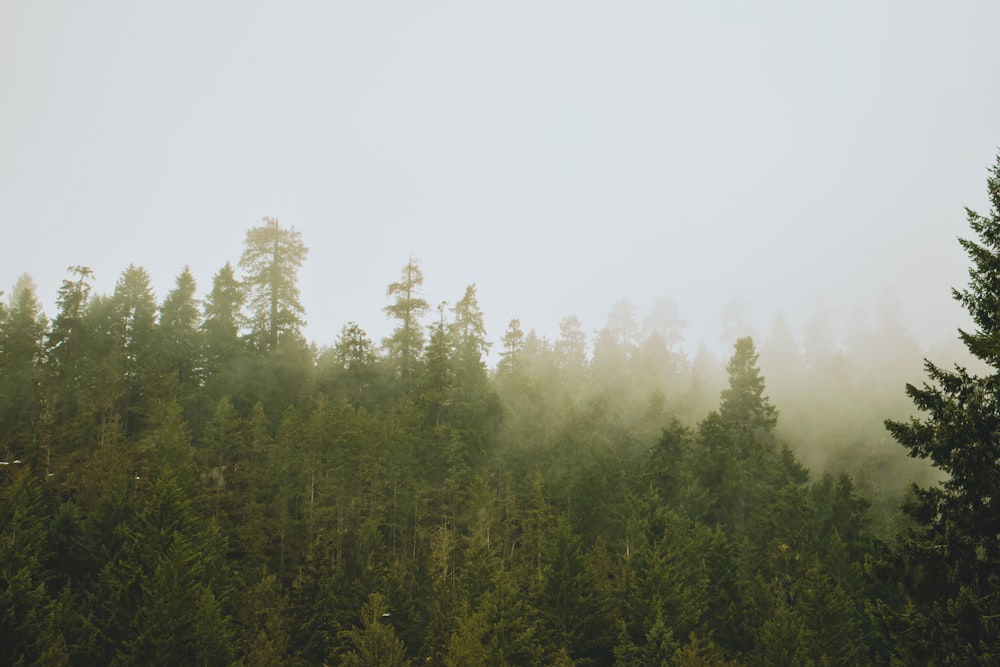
[[2, 1, 999, 357]]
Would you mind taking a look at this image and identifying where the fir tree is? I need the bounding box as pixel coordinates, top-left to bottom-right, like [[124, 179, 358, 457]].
[[874, 152, 1000, 664], [239, 217, 308, 351]]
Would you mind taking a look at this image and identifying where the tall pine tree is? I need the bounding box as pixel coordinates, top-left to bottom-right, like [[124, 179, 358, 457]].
[[239, 217, 308, 351], [874, 152, 1000, 664]]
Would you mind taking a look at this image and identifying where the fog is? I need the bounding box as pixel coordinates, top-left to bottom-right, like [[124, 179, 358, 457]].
[[8, 7, 1000, 659], [3, 1, 998, 359]]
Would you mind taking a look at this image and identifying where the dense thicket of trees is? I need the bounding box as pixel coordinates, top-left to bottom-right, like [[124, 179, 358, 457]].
[[1, 156, 997, 665]]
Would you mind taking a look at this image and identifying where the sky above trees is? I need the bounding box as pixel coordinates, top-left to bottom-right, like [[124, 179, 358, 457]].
[[2, 1, 999, 354]]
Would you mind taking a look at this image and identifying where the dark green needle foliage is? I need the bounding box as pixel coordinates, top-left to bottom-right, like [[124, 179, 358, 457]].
[[5, 171, 1000, 666], [873, 153, 1000, 665]]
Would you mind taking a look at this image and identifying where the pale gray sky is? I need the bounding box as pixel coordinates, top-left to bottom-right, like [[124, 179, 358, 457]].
[[2, 1, 998, 356]]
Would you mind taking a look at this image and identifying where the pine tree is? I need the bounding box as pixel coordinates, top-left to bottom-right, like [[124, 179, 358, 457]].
[[239, 217, 308, 351], [497, 318, 525, 379], [202, 262, 244, 371], [45, 266, 94, 426], [111, 265, 160, 434], [0, 274, 47, 464], [158, 266, 202, 398], [341, 592, 410, 667], [873, 152, 1000, 663], [554, 315, 587, 374], [695, 337, 783, 537], [323, 322, 380, 407], [450, 284, 490, 391], [383, 257, 430, 385]]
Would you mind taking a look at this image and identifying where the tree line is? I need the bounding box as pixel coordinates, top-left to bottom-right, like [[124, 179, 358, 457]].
[[2, 154, 1000, 665]]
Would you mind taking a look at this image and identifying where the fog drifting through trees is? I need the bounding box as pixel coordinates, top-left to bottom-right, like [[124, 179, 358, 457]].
[[4, 156, 999, 665]]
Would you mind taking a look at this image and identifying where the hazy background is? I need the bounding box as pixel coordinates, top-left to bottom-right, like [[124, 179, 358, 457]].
[[3, 0, 999, 356]]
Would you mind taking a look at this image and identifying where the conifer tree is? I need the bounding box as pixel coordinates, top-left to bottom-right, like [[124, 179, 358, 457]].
[[341, 592, 409, 667], [158, 266, 202, 395], [0, 274, 47, 462], [45, 266, 94, 423], [695, 337, 782, 536], [383, 257, 430, 384], [497, 318, 525, 379], [874, 152, 1000, 664], [202, 262, 244, 370], [111, 264, 159, 433], [239, 217, 308, 351], [450, 284, 490, 391]]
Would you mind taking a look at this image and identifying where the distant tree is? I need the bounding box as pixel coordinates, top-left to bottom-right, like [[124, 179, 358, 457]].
[[320, 322, 380, 406], [592, 301, 638, 396], [608, 299, 640, 348], [718, 337, 777, 434], [158, 266, 202, 398], [695, 337, 783, 536], [421, 303, 455, 427], [333, 322, 378, 370], [634, 300, 687, 402], [801, 304, 836, 370], [643, 297, 686, 350], [872, 152, 1000, 664], [45, 266, 94, 417], [0, 274, 47, 462], [239, 217, 308, 351], [719, 297, 754, 347], [497, 318, 525, 379], [383, 258, 430, 384], [111, 264, 160, 433], [450, 284, 490, 391], [202, 262, 244, 370], [758, 312, 803, 398], [554, 315, 587, 373]]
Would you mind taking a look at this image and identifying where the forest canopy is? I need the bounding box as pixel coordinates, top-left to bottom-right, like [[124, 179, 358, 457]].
[[2, 152, 1000, 666]]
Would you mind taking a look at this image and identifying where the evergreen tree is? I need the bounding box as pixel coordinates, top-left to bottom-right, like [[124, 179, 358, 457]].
[[239, 217, 308, 351], [555, 315, 587, 375], [321, 322, 381, 407], [111, 265, 160, 434], [202, 262, 244, 371], [873, 152, 1000, 664], [341, 592, 409, 667], [0, 274, 47, 464], [45, 266, 94, 426], [497, 318, 525, 379], [0, 473, 66, 665], [450, 284, 490, 393], [158, 266, 202, 398], [383, 257, 430, 385], [695, 337, 783, 537]]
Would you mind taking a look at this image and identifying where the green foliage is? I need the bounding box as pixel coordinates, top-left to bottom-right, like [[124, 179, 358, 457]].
[[444, 602, 488, 666], [239, 216, 308, 351], [0, 274, 47, 465], [201, 262, 245, 377], [158, 266, 203, 402], [4, 210, 980, 665], [383, 257, 430, 385], [341, 592, 409, 667], [874, 152, 1000, 664]]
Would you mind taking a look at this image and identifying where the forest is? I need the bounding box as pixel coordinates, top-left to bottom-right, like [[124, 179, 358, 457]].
[[2, 154, 1000, 666]]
